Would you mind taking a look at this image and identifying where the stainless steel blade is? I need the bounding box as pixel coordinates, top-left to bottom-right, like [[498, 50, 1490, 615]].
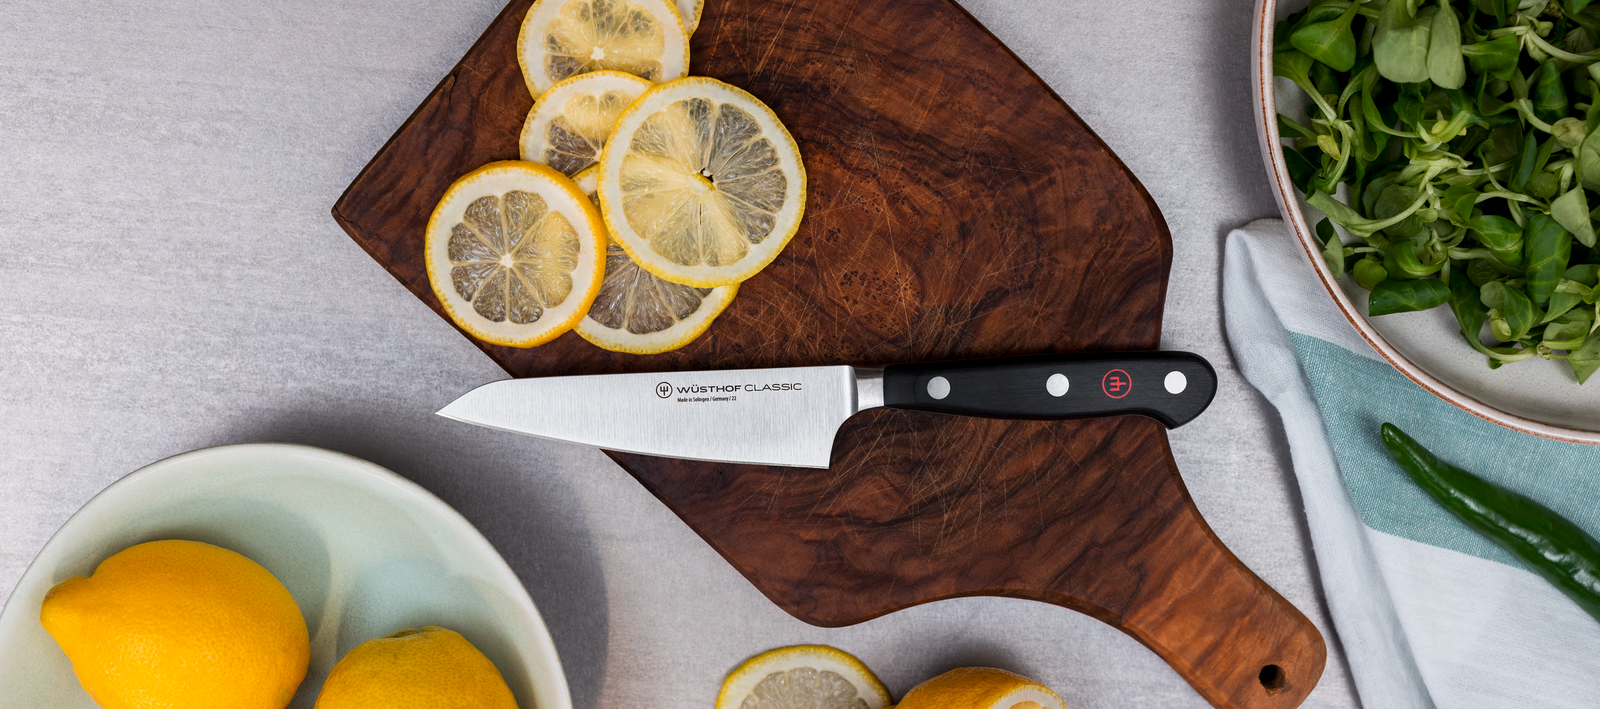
[[437, 366, 884, 468]]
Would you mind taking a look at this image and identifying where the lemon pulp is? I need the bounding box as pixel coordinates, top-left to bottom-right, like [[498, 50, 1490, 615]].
[[599, 78, 805, 288], [519, 0, 690, 97], [522, 70, 654, 176], [570, 166, 736, 354], [448, 191, 580, 325], [544, 90, 639, 173], [425, 161, 605, 348], [547, 0, 668, 82], [716, 645, 891, 709], [621, 97, 788, 267], [740, 667, 875, 709]]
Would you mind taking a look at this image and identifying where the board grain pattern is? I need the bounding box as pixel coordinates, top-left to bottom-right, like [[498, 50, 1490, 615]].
[[331, 0, 1327, 707]]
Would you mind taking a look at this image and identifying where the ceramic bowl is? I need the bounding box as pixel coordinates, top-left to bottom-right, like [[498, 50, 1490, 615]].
[[0, 444, 570, 709], [1252, 0, 1600, 443]]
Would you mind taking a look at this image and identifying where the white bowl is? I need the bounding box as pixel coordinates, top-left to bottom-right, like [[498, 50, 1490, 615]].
[[1252, 0, 1600, 443], [0, 444, 571, 709]]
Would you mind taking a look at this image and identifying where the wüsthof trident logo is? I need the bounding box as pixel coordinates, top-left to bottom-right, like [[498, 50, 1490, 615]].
[[656, 382, 673, 399], [1101, 369, 1132, 399]]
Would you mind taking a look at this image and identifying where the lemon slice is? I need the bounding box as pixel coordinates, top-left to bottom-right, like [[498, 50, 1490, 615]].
[[570, 164, 601, 199], [894, 668, 1067, 709], [676, 0, 703, 33], [598, 77, 807, 288], [425, 161, 605, 347], [566, 166, 737, 354], [522, 70, 654, 177], [517, 0, 690, 98], [716, 645, 892, 709]]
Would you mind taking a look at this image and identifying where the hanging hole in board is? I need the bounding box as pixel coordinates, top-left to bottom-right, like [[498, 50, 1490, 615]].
[[1258, 664, 1286, 693]]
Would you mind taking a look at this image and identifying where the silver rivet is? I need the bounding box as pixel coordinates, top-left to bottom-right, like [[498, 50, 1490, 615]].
[[927, 376, 951, 400], [1164, 371, 1187, 394], [1046, 373, 1069, 397]]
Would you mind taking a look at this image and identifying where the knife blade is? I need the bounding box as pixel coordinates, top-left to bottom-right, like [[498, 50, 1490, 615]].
[[437, 351, 1216, 468]]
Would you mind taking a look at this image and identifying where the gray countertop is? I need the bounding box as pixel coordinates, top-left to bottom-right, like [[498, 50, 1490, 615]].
[[0, 0, 1361, 707]]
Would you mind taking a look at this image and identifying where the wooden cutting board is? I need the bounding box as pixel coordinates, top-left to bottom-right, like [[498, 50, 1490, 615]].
[[332, 1, 1327, 706]]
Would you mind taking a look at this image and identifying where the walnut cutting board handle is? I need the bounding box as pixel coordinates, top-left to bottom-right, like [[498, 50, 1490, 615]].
[[1030, 476, 1330, 709], [616, 416, 1328, 709]]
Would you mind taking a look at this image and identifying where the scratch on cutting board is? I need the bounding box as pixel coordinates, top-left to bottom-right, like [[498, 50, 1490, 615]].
[[908, 73, 946, 136], [703, 21, 733, 69], [795, 7, 860, 88], [754, 0, 802, 78]]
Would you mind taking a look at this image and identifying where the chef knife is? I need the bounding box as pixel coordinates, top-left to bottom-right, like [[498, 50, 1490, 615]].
[[438, 351, 1215, 468]]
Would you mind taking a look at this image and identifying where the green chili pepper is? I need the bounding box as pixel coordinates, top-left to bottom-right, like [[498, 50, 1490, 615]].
[[1380, 423, 1600, 624], [1524, 212, 1573, 308]]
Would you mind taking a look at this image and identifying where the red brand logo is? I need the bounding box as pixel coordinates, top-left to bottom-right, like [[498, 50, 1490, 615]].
[[1101, 370, 1132, 399]]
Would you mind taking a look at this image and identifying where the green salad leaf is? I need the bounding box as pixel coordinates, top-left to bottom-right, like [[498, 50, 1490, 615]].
[[1278, 0, 1600, 383], [1375, 0, 1433, 83], [1371, 278, 1452, 315]]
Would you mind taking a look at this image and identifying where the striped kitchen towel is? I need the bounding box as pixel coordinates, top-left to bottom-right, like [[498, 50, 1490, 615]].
[[1222, 219, 1600, 708]]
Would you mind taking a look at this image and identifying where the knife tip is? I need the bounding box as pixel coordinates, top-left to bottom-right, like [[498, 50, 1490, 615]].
[[434, 397, 467, 422], [436, 379, 519, 424]]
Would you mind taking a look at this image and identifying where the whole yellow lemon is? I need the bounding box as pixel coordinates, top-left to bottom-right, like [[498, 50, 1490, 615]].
[[895, 667, 1067, 709], [314, 626, 518, 709], [39, 539, 310, 709]]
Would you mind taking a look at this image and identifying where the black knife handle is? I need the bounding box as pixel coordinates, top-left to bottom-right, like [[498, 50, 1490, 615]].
[[881, 351, 1217, 428]]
